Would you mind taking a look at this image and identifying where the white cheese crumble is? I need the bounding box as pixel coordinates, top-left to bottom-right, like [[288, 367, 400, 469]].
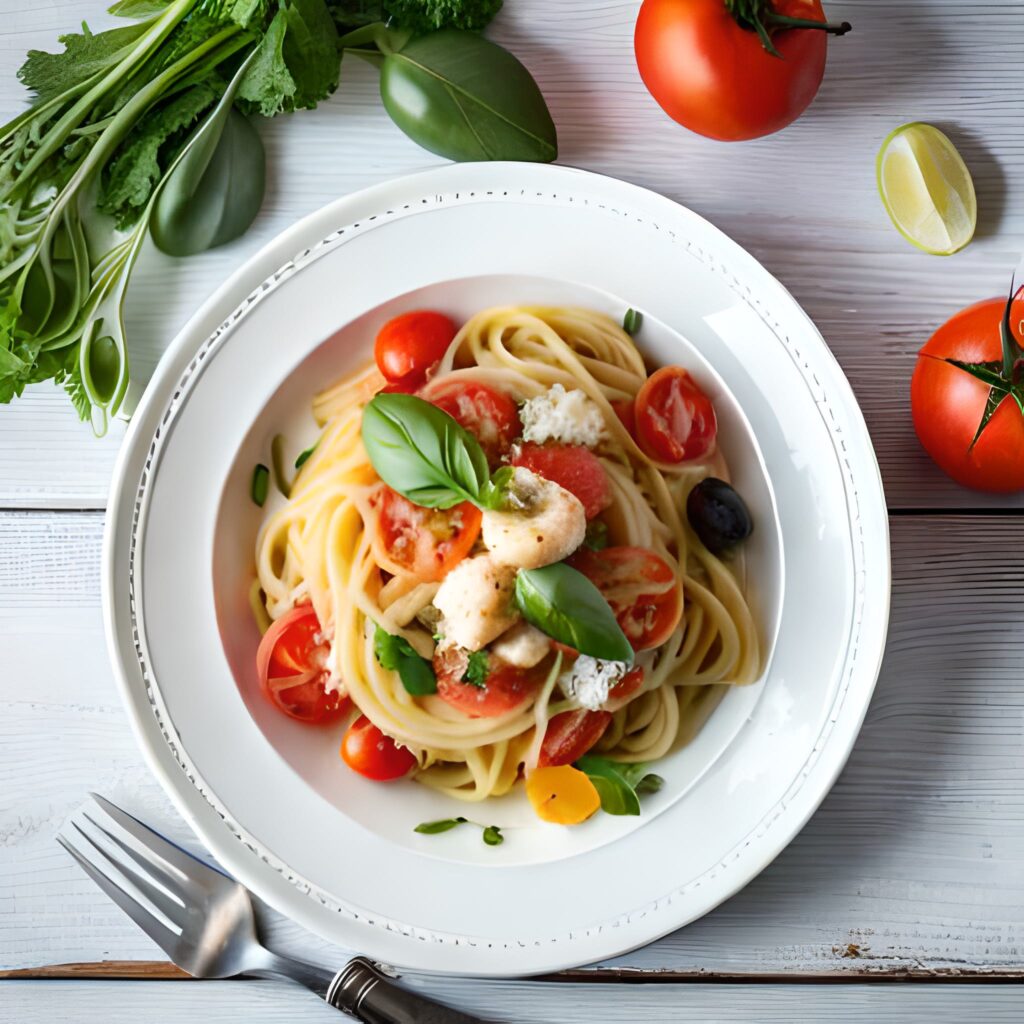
[[558, 656, 629, 711], [520, 384, 606, 447]]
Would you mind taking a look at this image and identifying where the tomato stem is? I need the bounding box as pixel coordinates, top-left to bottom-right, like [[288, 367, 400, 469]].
[[725, 0, 852, 57], [1000, 280, 1024, 383]]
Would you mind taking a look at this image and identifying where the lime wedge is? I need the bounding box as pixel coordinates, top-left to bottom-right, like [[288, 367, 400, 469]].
[[877, 123, 977, 256]]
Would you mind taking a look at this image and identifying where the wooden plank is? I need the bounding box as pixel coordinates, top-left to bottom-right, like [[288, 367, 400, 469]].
[[1, 512, 1022, 976], [3, 979, 1024, 1022], [0, 1, 1022, 509]]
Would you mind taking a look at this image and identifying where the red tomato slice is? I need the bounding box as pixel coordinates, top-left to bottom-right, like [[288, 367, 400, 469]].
[[570, 546, 683, 651], [374, 311, 457, 389], [422, 379, 520, 465], [433, 646, 545, 719], [256, 606, 349, 724], [634, 367, 717, 463], [340, 715, 417, 780], [538, 709, 613, 767], [511, 443, 612, 520], [373, 487, 482, 583], [609, 666, 644, 702]]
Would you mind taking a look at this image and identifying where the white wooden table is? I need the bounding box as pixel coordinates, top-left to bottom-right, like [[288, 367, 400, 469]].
[[2, 0, 1023, 1020]]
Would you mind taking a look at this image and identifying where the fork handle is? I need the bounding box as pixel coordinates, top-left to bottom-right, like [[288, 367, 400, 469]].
[[327, 957, 489, 1024]]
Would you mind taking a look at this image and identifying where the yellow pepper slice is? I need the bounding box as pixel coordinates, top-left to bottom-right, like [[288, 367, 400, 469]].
[[526, 765, 601, 825]]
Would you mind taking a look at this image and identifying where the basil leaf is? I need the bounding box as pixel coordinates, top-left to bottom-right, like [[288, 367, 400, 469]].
[[373, 624, 437, 695], [482, 825, 504, 846], [414, 816, 467, 834], [622, 308, 642, 335], [515, 563, 633, 663], [576, 755, 644, 816], [380, 30, 557, 163], [362, 393, 489, 509], [152, 58, 266, 257]]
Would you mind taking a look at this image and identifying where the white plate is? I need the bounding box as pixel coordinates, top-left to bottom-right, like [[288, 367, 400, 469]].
[[104, 162, 890, 975]]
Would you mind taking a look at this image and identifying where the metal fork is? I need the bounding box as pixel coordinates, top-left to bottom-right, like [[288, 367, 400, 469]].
[[58, 794, 488, 1023]]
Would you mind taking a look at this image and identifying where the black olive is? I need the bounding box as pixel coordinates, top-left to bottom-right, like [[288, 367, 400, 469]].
[[686, 478, 753, 554]]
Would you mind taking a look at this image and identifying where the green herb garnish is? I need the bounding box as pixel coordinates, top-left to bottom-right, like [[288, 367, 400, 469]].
[[462, 650, 489, 688], [622, 308, 642, 335], [251, 463, 270, 507], [414, 816, 504, 845], [583, 519, 609, 552], [0, 0, 555, 432], [295, 441, 318, 470], [514, 563, 633, 663], [575, 755, 663, 816], [374, 624, 437, 695]]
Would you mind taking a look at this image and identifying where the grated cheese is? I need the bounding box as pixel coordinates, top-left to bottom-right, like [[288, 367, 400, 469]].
[[558, 656, 629, 711], [520, 384, 606, 447]]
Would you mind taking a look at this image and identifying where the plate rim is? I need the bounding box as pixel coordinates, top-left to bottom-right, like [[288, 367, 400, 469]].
[[103, 161, 891, 974]]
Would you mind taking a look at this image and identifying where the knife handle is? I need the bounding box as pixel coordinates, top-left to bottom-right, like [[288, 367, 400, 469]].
[[326, 957, 490, 1024]]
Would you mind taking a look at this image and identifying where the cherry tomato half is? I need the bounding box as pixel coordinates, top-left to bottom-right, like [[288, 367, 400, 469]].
[[571, 546, 683, 651], [372, 487, 482, 583], [433, 645, 546, 719], [538, 709, 613, 767], [423, 379, 521, 465], [511, 443, 612, 519], [374, 310, 457, 389], [256, 605, 349, 724], [341, 715, 418, 780], [634, 366, 717, 463]]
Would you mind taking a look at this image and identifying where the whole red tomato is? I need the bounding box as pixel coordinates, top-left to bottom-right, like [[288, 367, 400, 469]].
[[911, 296, 1024, 493], [634, 0, 851, 141]]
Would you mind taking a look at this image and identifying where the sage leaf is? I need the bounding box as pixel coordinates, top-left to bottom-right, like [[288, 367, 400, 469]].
[[515, 563, 633, 663], [151, 58, 265, 257], [380, 30, 557, 162]]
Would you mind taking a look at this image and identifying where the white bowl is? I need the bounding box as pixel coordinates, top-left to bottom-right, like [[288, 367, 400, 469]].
[[104, 163, 890, 975]]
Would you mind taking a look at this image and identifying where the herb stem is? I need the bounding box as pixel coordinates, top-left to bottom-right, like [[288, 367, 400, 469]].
[[9, 0, 198, 193]]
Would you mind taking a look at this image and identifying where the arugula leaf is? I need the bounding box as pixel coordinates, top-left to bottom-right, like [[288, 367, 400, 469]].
[[575, 755, 663, 816], [462, 650, 489, 688], [515, 563, 633, 663], [238, 0, 340, 116], [18, 20, 156, 102], [374, 623, 437, 695], [361, 393, 489, 509], [99, 80, 222, 228]]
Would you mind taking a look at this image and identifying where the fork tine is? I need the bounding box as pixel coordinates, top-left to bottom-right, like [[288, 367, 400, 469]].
[[71, 820, 189, 929], [58, 835, 181, 960], [89, 793, 229, 886]]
